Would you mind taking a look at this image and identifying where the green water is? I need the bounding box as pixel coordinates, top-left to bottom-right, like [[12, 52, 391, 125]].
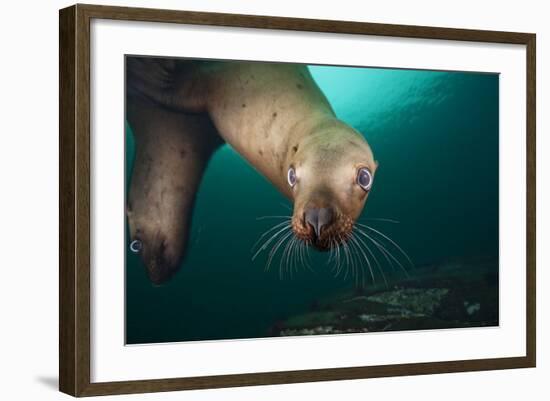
[[125, 63, 498, 344]]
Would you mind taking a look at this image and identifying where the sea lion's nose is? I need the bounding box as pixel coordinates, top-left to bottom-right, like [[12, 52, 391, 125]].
[[304, 207, 334, 238]]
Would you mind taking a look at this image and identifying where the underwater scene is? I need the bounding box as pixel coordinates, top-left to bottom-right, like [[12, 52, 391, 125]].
[[125, 59, 498, 344]]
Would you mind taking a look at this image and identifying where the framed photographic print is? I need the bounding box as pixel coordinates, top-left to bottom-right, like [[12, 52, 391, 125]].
[[59, 4, 536, 397]]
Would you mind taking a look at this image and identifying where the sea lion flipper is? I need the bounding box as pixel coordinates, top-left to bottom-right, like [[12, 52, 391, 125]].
[[126, 94, 221, 284]]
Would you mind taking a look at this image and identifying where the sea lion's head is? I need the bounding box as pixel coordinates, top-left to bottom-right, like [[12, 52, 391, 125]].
[[287, 122, 377, 251], [127, 212, 188, 285]]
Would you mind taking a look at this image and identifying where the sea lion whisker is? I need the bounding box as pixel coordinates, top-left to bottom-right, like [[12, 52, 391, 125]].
[[279, 202, 292, 212], [256, 215, 292, 221], [327, 237, 336, 265], [295, 239, 303, 274], [359, 217, 400, 224], [374, 238, 410, 279], [285, 236, 298, 279], [355, 226, 397, 267], [355, 227, 410, 278], [293, 239, 301, 275], [279, 236, 294, 280], [346, 237, 361, 287], [300, 242, 311, 271], [294, 238, 302, 276], [335, 238, 343, 276], [353, 231, 382, 286], [298, 241, 306, 268], [266, 230, 291, 270], [293, 238, 302, 276], [349, 236, 361, 285], [350, 240, 360, 285], [354, 239, 366, 288], [349, 232, 370, 288], [349, 233, 375, 286], [277, 242, 287, 279], [356, 223, 414, 268], [350, 237, 365, 288], [267, 230, 294, 274], [280, 239, 289, 279], [288, 238, 296, 278], [340, 235, 352, 281], [308, 241, 315, 272], [332, 237, 344, 278], [255, 220, 289, 244], [252, 224, 291, 261], [327, 240, 333, 265], [330, 238, 339, 271], [355, 226, 397, 275], [288, 236, 299, 279], [326, 237, 334, 265], [302, 241, 314, 274], [295, 239, 304, 275], [353, 231, 388, 288], [345, 234, 359, 280], [356, 223, 413, 269], [251, 220, 291, 254]]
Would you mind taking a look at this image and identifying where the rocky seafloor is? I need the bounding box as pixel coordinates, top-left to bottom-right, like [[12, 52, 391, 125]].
[[270, 258, 499, 337]]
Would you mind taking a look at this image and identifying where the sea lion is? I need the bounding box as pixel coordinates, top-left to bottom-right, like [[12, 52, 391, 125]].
[[126, 58, 377, 283], [126, 84, 221, 284]]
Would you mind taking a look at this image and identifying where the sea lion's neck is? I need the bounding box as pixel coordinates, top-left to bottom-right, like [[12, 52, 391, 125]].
[[202, 62, 337, 197]]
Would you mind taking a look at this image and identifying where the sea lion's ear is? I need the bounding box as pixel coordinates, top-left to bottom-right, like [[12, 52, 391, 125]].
[[374, 160, 380, 170]]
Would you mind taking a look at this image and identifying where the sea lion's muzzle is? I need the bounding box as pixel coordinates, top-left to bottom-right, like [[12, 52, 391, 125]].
[[305, 207, 334, 237], [129, 233, 182, 285], [292, 202, 356, 252], [303, 207, 336, 251]]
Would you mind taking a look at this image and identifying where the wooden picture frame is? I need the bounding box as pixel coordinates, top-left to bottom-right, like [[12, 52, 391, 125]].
[[59, 3, 536, 397]]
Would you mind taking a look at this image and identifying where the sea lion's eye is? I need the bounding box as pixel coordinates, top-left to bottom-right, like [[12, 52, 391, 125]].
[[287, 167, 297, 187], [129, 239, 142, 254], [357, 167, 373, 191]]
